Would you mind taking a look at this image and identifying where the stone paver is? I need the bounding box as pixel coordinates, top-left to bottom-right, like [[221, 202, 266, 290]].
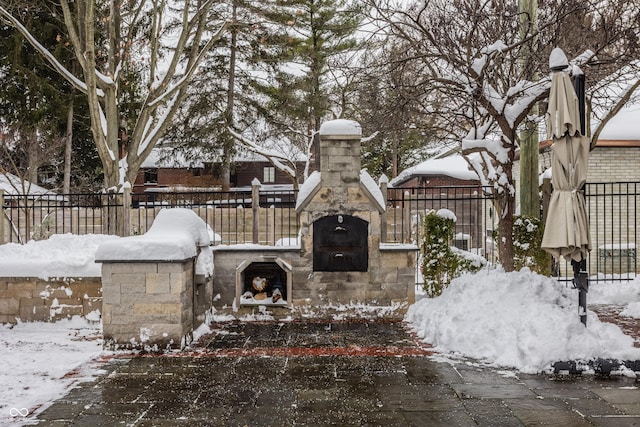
[[30, 320, 640, 426]]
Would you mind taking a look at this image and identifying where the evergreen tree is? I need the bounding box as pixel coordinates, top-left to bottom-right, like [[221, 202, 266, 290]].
[[253, 0, 364, 174], [0, 3, 100, 191], [354, 41, 441, 179]]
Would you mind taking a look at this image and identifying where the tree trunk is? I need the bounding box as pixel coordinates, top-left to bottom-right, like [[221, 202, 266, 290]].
[[496, 192, 515, 272], [63, 101, 73, 194], [221, 2, 238, 192]]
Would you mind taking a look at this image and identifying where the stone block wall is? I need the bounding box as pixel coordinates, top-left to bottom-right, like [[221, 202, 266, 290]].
[[101, 260, 197, 350], [0, 277, 101, 324], [211, 242, 416, 318]]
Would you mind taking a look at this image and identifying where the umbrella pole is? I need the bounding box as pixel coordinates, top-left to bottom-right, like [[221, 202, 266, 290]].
[[572, 258, 588, 326]]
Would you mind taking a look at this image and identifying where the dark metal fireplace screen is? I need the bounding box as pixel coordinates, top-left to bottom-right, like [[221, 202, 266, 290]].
[[313, 215, 368, 272]]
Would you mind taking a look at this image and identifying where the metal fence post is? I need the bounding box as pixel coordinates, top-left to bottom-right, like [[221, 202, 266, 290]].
[[252, 178, 260, 244], [379, 175, 388, 243], [0, 189, 4, 245], [403, 190, 411, 243], [123, 187, 132, 237]]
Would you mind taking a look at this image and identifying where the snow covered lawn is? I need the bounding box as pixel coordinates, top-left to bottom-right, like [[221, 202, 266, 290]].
[[0, 318, 104, 426]]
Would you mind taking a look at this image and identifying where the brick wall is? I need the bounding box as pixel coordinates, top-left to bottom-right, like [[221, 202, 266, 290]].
[[588, 146, 640, 182], [0, 277, 101, 324]]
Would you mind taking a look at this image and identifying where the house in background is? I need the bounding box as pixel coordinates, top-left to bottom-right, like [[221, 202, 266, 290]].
[[0, 172, 62, 201], [390, 152, 480, 189], [134, 148, 307, 195]]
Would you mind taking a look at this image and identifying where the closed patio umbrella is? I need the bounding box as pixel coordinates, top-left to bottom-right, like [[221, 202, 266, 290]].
[[541, 48, 591, 325]]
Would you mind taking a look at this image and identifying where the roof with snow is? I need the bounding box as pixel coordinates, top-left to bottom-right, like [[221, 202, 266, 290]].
[[390, 154, 480, 187], [0, 173, 61, 199], [594, 104, 640, 142]]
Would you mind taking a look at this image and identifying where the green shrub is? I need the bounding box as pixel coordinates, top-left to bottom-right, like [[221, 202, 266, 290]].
[[420, 210, 485, 297], [513, 215, 551, 275]]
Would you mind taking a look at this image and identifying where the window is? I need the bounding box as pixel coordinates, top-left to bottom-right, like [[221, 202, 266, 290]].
[[144, 168, 158, 184], [263, 166, 275, 183]]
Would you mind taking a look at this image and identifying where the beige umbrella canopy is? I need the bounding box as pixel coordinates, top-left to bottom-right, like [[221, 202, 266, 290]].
[[541, 71, 591, 262]]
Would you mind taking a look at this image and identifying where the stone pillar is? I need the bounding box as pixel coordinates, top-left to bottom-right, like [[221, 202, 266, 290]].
[[101, 259, 195, 350], [319, 120, 362, 205]]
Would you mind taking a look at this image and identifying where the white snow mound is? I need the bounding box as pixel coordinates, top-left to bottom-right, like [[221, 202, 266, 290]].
[[95, 208, 211, 261], [405, 268, 640, 373]]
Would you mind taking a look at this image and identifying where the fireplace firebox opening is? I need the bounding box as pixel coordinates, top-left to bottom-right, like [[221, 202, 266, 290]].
[[236, 258, 291, 306]]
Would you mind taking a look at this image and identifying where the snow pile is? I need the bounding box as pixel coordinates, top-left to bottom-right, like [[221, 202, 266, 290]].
[[406, 268, 640, 373], [589, 278, 640, 304], [0, 234, 119, 278], [318, 119, 362, 136], [95, 208, 211, 262], [621, 302, 640, 319], [0, 317, 103, 426], [437, 208, 457, 222]]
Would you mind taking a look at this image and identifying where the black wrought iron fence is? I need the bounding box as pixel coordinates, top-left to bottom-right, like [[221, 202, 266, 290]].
[[130, 189, 299, 245], [3, 182, 640, 283], [385, 185, 498, 263], [1, 189, 299, 246], [581, 182, 639, 282], [0, 193, 124, 243]]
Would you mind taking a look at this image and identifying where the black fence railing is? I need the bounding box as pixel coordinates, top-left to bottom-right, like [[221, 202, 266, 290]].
[[132, 189, 299, 245], [385, 185, 498, 263], [0, 193, 124, 243], [581, 182, 639, 282], [2, 182, 639, 283], [1, 189, 299, 246]]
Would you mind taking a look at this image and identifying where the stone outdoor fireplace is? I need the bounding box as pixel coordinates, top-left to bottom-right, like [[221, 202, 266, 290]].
[[293, 119, 417, 309], [211, 119, 417, 317]]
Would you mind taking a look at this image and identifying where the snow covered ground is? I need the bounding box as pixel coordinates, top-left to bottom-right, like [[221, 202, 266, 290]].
[[0, 318, 103, 426], [1, 234, 640, 425]]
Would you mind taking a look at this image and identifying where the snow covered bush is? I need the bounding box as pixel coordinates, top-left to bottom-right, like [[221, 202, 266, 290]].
[[513, 216, 551, 275], [420, 210, 484, 297]]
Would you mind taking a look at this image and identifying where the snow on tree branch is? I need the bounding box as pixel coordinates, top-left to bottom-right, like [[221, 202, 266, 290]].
[[228, 128, 298, 179], [0, 6, 97, 96]]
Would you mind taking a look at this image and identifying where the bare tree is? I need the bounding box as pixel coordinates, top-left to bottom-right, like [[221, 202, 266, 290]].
[[370, 0, 640, 271], [0, 1, 227, 195]]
